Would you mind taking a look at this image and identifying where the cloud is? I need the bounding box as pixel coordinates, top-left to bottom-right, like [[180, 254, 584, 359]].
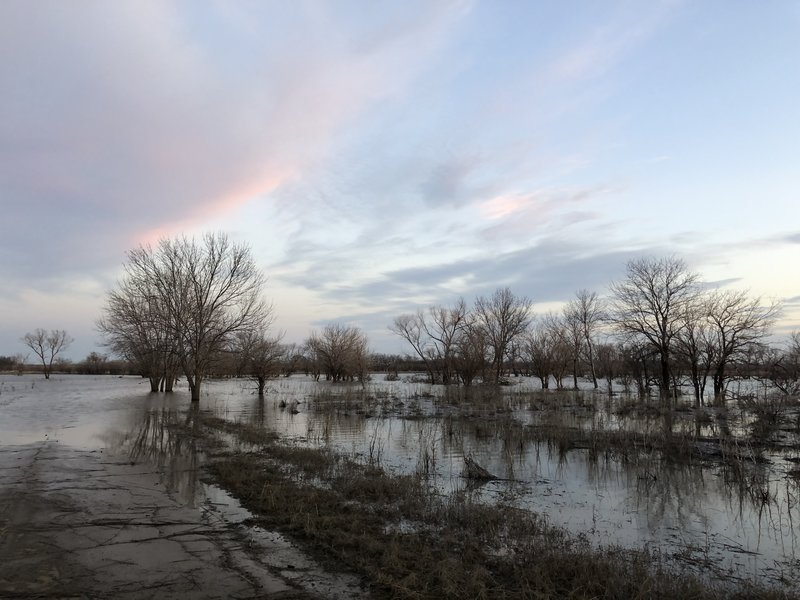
[[545, 2, 677, 85], [784, 233, 800, 244], [697, 278, 744, 290], [0, 2, 468, 284], [295, 236, 654, 309], [478, 186, 611, 243], [418, 156, 482, 207], [283, 236, 670, 352]]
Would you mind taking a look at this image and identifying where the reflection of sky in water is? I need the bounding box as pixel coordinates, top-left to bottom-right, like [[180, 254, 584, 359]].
[[2, 373, 798, 589], [217, 377, 800, 589]]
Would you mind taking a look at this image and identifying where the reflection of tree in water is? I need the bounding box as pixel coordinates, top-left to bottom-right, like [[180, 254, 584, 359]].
[[718, 461, 799, 555], [248, 396, 266, 429], [126, 403, 201, 506], [629, 459, 710, 532], [626, 450, 800, 567], [306, 410, 368, 444]]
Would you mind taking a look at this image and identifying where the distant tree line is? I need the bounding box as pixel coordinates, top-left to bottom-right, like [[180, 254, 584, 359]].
[[390, 256, 789, 406], [17, 238, 793, 407]]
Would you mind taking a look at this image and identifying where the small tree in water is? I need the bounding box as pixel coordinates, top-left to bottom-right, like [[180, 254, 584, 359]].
[[21, 329, 73, 379], [305, 324, 369, 382], [232, 329, 283, 396]]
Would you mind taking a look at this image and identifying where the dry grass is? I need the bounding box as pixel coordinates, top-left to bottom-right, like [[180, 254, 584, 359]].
[[199, 417, 791, 600]]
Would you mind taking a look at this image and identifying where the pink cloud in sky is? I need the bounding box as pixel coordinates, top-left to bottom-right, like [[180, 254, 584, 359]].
[[478, 186, 611, 244], [0, 1, 467, 280], [480, 193, 535, 220]]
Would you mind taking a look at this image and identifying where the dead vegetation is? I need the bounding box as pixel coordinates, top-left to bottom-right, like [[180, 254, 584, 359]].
[[197, 415, 792, 600]]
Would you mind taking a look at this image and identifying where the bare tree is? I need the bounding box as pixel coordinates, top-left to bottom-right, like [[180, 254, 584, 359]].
[[564, 289, 604, 389], [547, 315, 572, 390], [705, 290, 780, 404], [562, 309, 584, 390], [21, 329, 73, 379], [453, 321, 488, 386], [594, 342, 620, 395], [81, 352, 109, 375], [98, 255, 179, 392], [473, 287, 534, 383], [425, 300, 468, 385], [156, 234, 271, 401], [305, 323, 369, 382], [764, 332, 800, 395], [673, 298, 715, 407], [609, 256, 699, 403], [13, 353, 28, 375], [100, 233, 272, 401], [524, 315, 569, 390], [233, 329, 284, 396], [278, 342, 304, 377], [390, 312, 434, 384], [389, 299, 468, 385]]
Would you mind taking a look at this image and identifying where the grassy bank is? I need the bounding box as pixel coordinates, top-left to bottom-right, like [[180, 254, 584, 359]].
[[198, 415, 791, 600]]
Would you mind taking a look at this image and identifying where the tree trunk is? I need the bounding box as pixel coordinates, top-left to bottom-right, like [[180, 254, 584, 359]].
[[587, 343, 598, 389], [713, 369, 725, 406], [699, 376, 707, 406], [660, 353, 671, 405], [187, 374, 201, 402], [572, 358, 579, 391]]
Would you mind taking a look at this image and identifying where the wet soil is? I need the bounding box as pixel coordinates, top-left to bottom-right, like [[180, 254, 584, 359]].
[[0, 375, 366, 599]]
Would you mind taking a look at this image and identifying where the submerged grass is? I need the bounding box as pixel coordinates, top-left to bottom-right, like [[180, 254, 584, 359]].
[[200, 415, 790, 600]]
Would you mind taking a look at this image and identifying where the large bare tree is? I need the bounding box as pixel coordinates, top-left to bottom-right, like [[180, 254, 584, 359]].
[[98, 254, 179, 392], [609, 256, 699, 403], [100, 233, 272, 401], [390, 299, 468, 384], [21, 329, 73, 379], [705, 289, 780, 404], [473, 287, 534, 383]]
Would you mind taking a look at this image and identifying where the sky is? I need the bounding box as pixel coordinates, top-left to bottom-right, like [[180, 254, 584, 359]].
[[1, 0, 799, 361]]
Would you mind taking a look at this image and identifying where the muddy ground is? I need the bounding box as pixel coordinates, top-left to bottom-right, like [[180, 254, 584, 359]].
[[0, 376, 366, 599]]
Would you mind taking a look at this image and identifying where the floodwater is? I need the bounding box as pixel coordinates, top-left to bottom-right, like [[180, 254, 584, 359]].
[[1, 373, 799, 594], [0, 374, 366, 598], [212, 374, 800, 592]]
